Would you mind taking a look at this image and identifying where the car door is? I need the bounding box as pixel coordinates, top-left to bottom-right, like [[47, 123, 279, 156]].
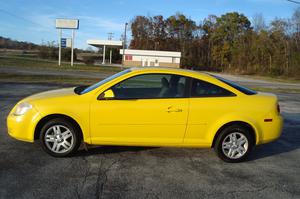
[[184, 77, 237, 146], [90, 73, 189, 145]]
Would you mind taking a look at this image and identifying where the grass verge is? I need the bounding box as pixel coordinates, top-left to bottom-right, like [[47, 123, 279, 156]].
[[0, 56, 122, 73], [249, 87, 300, 94], [0, 73, 100, 85]]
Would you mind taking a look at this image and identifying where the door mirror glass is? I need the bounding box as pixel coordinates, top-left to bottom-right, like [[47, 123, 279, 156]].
[[98, 89, 115, 100]]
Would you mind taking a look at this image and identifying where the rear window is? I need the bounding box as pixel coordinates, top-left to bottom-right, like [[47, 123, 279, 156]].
[[191, 78, 235, 97], [212, 75, 257, 95]]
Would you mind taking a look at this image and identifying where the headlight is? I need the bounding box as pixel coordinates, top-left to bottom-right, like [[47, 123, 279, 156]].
[[13, 102, 32, 116]]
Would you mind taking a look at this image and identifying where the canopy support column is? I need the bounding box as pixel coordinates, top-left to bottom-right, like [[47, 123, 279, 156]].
[[102, 45, 106, 64]]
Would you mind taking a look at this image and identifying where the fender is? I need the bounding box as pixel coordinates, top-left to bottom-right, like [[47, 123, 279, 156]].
[[34, 108, 91, 144], [207, 112, 261, 145]]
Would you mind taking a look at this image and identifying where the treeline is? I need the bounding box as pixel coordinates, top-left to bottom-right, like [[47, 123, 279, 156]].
[[0, 36, 121, 64], [130, 10, 300, 77], [0, 36, 38, 50], [0, 37, 86, 62], [38, 41, 78, 61]]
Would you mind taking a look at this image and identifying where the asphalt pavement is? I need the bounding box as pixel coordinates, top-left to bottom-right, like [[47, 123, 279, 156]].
[[0, 81, 299, 199]]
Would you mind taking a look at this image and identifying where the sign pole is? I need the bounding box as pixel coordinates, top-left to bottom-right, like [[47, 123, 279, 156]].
[[55, 18, 79, 67], [58, 29, 62, 66], [71, 29, 75, 66]]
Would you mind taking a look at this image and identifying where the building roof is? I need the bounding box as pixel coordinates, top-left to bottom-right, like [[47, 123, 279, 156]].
[[87, 39, 122, 47], [120, 49, 181, 57]]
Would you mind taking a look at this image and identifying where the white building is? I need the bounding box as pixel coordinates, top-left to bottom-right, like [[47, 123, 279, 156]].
[[120, 49, 181, 68]]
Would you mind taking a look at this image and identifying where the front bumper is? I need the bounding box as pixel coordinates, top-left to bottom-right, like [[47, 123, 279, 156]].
[[7, 107, 42, 143]]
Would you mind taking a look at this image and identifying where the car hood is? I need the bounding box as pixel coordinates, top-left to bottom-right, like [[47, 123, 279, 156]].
[[22, 87, 76, 103]]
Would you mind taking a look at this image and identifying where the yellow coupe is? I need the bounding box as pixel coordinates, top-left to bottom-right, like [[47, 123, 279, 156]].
[[7, 68, 283, 162]]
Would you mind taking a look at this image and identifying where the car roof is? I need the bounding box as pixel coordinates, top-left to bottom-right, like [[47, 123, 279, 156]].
[[129, 67, 212, 79]]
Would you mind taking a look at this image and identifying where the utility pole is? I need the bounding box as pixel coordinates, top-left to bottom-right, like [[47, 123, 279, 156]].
[[108, 32, 114, 40], [122, 22, 128, 69], [154, 41, 159, 50], [110, 49, 112, 64]]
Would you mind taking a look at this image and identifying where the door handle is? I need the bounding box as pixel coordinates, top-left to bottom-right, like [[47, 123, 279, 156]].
[[166, 107, 183, 113]]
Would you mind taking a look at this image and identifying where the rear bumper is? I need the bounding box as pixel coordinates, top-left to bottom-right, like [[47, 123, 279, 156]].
[[258, 115, 283, 144]]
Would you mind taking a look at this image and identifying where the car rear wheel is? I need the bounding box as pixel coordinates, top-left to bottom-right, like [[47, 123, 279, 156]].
[[214, 125, 254, 163], [40, 118, 81, 157]]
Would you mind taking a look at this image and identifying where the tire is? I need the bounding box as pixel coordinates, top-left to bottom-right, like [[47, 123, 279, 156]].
[[39, 118, 81, 157], [214, 124, 254, 163]]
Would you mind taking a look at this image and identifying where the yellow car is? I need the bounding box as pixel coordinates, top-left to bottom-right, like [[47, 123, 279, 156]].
[[7, 68, 283, 162]]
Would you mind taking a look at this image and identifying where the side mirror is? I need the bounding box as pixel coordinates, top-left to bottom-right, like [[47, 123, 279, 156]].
[[98, 89, 115, 100]]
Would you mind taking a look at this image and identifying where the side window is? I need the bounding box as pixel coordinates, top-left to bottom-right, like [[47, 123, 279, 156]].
[[111, 74, 187, 99], [191, 78, 235, 97]]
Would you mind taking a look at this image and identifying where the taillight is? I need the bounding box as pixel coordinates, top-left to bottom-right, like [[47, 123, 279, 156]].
[[277, 103, 280, 113]]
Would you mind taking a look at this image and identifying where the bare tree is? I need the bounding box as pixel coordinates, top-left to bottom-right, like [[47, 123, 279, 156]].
[[252, 13, 267, 32]]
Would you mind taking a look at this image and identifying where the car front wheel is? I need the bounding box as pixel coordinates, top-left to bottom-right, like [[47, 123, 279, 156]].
[[214, 125, 254, 163], [40, 118, 81, 157]]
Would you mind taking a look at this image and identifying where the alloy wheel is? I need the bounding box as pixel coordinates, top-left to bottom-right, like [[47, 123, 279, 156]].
[[44, 125, 74, 154], [222, 132, 249, 159]]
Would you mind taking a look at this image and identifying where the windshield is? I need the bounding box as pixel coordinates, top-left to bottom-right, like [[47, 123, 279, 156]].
[[80, 69, 131, 94], [212, 75, 257, 95]]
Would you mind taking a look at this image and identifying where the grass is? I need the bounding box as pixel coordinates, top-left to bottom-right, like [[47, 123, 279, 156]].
[[0, 56, 122, 73], [220, 70, 300, 83], [0, 56, 299, 93], [0, 73, 100, 85], [1, 73, 300, 94], [239, 74, 300, 84], [0, 56, 119, 86], [1, 56, 299, 83], [248, 87, 300, 94]]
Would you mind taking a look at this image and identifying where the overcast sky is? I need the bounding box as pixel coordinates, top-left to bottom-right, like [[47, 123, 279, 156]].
[[0, 0, 298, 49]]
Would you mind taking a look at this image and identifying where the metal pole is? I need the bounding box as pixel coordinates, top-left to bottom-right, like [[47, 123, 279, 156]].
[[102, 45, 106, 64], [58, 29, 62, 66], [122, 22, 128, 69], [71, 29, 75, 66]]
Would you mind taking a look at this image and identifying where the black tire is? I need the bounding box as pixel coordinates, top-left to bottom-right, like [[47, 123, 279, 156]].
[[39, 118, 81, 157], [214, 124, 254, 163]]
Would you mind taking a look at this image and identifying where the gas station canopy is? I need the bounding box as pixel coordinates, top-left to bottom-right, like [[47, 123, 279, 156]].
[[87, 39, 122, 64], [87, 39, 122, 47]]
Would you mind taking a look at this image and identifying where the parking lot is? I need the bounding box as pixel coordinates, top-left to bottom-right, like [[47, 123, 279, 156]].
[[0, 80, 300, 199]]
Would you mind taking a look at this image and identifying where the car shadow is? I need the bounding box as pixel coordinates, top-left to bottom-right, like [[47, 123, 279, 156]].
[[74, 145, 156, 157], [74, 118, 300, 161]]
